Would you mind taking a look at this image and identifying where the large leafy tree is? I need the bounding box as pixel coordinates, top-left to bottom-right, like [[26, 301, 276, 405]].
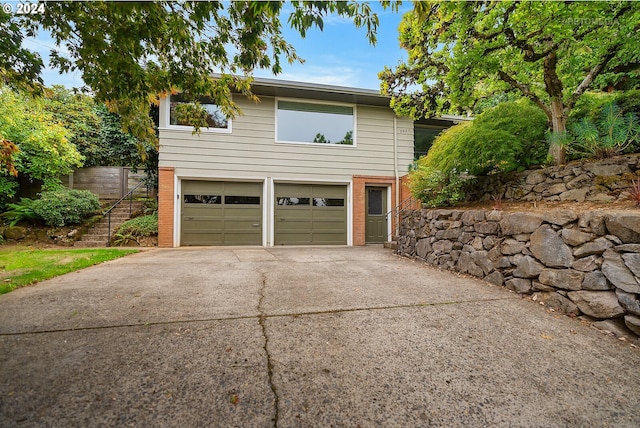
[[379, 1, 640, 165], [0, 86, 84, 207], [1, 1, 382, 145]]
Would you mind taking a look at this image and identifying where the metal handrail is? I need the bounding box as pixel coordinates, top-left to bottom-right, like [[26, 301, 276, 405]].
[[103, 181, 147, 247], [385, 195, 421, 241]]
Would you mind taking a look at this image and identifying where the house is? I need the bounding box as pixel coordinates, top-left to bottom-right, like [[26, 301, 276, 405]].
[[157, 77, 460, 247]]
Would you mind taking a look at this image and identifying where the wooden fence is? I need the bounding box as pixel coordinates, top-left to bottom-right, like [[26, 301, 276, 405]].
[[61, 167, 148, 199]]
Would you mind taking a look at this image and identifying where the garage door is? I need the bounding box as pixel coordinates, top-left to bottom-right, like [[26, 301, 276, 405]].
[[275, 183, 347, 245], [181, 181, 262, 246]]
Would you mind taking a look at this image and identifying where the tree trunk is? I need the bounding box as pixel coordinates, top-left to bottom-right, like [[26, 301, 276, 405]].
[[547, 97, 567, 165]]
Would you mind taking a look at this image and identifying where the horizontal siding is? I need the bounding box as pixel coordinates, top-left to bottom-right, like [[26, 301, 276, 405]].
[[159, 95, 414, 179]]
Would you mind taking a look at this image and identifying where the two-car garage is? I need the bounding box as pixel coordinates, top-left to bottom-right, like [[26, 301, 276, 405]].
[[180, 180, 347, 246]]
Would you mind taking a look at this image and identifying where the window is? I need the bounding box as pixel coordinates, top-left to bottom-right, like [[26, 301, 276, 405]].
[[184, 195, 221, 204], [367, 189, 383, 215], [169, 94, 230, 130], [277, 197, 311, 206], [224, 196, 260, 205], [313, 198, 344, 207], [414, 125, 445, 159], [276, 100, 354, 145]]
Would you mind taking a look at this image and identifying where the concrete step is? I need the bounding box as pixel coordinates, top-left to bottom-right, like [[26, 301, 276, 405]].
[[384, 241, 398, 251], [74, 240, 108, 248]]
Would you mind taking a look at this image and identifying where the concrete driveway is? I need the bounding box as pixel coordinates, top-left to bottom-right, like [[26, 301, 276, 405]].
[[1, 246, 639, 427]]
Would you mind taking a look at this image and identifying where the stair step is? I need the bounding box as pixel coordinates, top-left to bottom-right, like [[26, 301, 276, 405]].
[[74, 241, 108, 248], [383, 241, 398, 250]]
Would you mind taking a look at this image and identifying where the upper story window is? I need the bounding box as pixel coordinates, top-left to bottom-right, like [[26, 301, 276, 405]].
[[169, 94, 230, 131], [276, 100, 354, 145]]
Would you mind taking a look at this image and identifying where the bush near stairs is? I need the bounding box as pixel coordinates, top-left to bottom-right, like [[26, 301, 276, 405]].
[[75, 201, 146, 248]]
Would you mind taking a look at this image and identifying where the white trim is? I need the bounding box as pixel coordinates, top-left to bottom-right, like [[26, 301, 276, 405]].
[[271, 176, 353, 247], [386, 185, 393, 241], [175, 175, 353, 247], [175, 176, 267, 247], [264, 178, 271, 247], [173, 174, 180, 247], [274, 97, 357, 147]]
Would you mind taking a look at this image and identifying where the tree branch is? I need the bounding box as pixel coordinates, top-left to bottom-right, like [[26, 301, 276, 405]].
[[497, 70, 551, 120], [565, 45, 620, 112]]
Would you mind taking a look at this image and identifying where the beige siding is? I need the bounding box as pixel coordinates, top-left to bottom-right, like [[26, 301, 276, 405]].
[[159, 95, 414, 180]]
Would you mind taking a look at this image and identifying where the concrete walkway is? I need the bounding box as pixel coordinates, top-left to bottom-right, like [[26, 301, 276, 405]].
[[1, 247, 639, 427]]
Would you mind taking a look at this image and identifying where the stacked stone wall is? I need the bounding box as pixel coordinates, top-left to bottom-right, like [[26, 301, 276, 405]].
[[467, 154, 640, 203], [399, 208, 640, 339]]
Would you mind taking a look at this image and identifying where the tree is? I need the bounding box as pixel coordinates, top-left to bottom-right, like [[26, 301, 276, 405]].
[[337, 130, 354, 145], [1, 1, 383, 146], [0, 86, 83, 207], [379, 1, 640, 165], [313, 133, 330, 144], [42, 86, 102, 164]]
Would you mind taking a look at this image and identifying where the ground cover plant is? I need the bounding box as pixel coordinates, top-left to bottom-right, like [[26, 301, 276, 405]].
[[112, 212, 158, 246], [0, 247, 137, 294]]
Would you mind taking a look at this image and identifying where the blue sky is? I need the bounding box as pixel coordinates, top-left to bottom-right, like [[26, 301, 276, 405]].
[[27, 1, 412, 91]]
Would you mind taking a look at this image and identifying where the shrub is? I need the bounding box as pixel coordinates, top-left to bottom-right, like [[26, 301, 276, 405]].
[[0, 177, 19, 211], [421, 100, 548, 177], [32, 188, 100, 227], [116, 213, 158, 237], [408, 165, 473, 207], [569, 103, 640, 159], [0, 198, 40, 226]]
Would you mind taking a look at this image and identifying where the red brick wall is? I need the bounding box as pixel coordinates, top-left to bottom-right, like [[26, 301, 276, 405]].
[[352, 175, 408, 245], [158, 167, 175, 248]]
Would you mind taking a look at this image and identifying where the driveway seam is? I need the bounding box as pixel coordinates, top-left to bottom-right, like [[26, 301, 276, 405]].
[[0, 297, 518, 337]]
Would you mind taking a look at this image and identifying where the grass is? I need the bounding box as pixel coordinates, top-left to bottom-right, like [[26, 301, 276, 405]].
[[0, 247, 138, 295]]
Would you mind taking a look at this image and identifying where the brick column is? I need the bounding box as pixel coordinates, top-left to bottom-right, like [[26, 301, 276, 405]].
[[352, 177, 366, 246], [352, 175, 406, 246], [158, 167, 175, 248]]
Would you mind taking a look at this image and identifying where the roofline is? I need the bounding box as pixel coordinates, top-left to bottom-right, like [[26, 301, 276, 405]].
[[208, 74, 474, 122], [248, 75, 384, 98]]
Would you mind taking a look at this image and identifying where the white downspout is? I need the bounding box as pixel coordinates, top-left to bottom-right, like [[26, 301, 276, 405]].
[[393, 116, 399, 240]]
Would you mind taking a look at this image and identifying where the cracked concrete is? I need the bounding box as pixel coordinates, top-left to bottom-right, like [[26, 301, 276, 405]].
[[1, 246, 640, 427], [258, 271, 279, 427]]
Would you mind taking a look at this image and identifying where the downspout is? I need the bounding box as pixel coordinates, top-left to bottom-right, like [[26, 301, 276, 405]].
[[393, 116, 399, 240]]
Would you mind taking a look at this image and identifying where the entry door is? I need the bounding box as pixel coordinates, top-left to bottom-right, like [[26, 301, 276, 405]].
[[365, 187, 387, 243]]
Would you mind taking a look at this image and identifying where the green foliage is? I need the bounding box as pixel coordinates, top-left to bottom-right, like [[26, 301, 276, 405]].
[[569, 103, 640, 159], [113, 213, 158, 246], [0, 198, 39, 226], [408, 100, 547, 207], [2, 2, 381, 147], [0, 177, 18, 211], [31, 188, 100, 227], [569, 90, 640, 124], [42, 85, 102, 164], [408, 165, 471, 207], [380, 1, 640, 165], [173, 102, 211, 133], [0, 86, 84, 202], [337, 131, 354, 145], [313, 133, 329, 144], [422, 101, 548, 177], [95, 104, 153, 168]]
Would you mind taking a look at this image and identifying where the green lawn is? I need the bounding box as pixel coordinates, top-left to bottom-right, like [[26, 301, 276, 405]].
[[0, 247, 138, 295]]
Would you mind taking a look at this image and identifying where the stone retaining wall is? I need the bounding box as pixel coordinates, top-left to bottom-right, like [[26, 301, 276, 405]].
[[398, 208, 640, 340], [467, 154, 640, 203]]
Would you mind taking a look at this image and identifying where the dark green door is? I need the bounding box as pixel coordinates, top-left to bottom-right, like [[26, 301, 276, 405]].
[[365, 187, 387, 243], [181, 181, 262, 246], [274, 183, 347, 245]]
